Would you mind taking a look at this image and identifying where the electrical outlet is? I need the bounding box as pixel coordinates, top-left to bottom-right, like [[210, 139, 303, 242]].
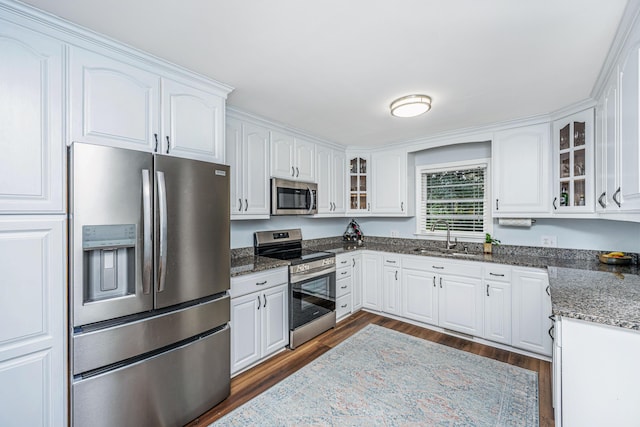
[[390, 230, 399, 237], [541, 235, 557, 247]]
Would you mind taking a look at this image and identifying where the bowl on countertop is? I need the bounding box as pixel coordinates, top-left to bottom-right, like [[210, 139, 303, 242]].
[[598, 254, 632, 265]]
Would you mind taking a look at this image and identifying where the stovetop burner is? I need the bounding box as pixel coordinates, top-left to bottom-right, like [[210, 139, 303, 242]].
[[254, 228, 335, 266]]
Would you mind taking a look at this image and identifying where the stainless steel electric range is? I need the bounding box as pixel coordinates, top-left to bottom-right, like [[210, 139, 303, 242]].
[[254, 229, 336, 349]]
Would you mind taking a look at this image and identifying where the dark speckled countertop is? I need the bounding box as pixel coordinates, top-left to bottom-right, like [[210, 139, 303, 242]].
[[231, 235, 640, 330]]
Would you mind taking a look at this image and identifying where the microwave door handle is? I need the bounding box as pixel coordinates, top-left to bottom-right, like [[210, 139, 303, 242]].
[[141, 169, 152, 295], [307, 185, 314, 214], [157, 171, 168, 293]]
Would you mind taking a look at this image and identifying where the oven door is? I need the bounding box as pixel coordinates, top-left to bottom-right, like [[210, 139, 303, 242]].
[[271, 178, 317, 215], [290, 269, 335, 330]]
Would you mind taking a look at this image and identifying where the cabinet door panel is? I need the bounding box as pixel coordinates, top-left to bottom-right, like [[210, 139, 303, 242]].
[[371, 151, 405, 214], [230, 294, 261, 373], [439, 275, 483, 336], [332, 151, 347, 213], [493, 124, 551, 214], [271, 132, 294, 179], [262, 285, 288, 356], [162, 79, 224, 163], [294, 138, 316, 182], [0, 23, 64, 213], [362, 253, 381, 310], [243, 124, 270, 215], [512, 269, 552, 355], [226, 118, 243, 215], [484, 281, 511, 345], [70, 47, 159, 151], [402, 269, 438, 325], [382, 267, 401, 315], [0, 217, 65, 426], [352, 256, 363, 310], [619, 45, 640, 211], [315, 146, 332, 213]]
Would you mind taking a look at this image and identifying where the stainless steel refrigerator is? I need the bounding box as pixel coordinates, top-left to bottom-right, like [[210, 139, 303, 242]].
[[69, 142, 230, 427]]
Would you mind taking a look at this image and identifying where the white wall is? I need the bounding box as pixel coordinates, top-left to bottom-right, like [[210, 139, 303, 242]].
[[231, 217, 346, 248]]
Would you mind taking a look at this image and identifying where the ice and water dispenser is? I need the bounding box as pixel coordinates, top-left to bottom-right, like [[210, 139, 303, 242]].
[[82, 224, 136, 302]]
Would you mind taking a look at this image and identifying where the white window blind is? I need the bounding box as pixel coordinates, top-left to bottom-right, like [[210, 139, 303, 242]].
[[417, 161, 489, 238]]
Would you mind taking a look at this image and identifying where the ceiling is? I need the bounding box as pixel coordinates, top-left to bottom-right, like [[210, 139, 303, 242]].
[[20, 0, 628, 147]]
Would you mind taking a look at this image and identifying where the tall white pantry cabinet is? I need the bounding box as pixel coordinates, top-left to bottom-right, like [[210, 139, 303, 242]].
[[0, 1, 232, 426], [0, 9, 66, 427]]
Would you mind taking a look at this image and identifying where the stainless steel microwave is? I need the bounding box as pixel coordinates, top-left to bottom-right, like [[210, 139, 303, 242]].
[[271, 178, 317, 215]]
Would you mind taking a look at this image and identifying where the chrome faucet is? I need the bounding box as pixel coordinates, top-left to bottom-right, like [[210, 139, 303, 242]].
[[430, 219, 457, 250]]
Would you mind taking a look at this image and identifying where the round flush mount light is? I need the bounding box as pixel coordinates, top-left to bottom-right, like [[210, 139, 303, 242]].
[[390, 94, 432, 118]]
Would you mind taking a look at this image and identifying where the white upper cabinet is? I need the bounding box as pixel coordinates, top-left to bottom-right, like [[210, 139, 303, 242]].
[[270, 132, 316, 182], [492, 123, 551, 216], [70, 46, 160, 152], [226, 117, 270, 219], [551, 109, 595, 214], [347, 154, 371, 214], [161, 78, 225, 163], [70, 46, 228, 163], [0, 20, 64, 213], [316, 145, 346, 215], [617, 43, 640, 212], [371, 150, 412, 216]]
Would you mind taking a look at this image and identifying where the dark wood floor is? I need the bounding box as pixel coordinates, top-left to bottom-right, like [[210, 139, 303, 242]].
[[186, 311, 554, 427]]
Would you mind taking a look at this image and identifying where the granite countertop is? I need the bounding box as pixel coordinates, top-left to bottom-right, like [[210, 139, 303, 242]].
[[231, 238, 640, 330]]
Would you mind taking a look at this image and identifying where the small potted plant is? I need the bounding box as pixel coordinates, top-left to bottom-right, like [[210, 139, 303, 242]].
[[484, 233, 500, 254]]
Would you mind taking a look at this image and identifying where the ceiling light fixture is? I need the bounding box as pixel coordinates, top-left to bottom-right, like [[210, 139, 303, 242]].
[[390, 94, 432, 118]]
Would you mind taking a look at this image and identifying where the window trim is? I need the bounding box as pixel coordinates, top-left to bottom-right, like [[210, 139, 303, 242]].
[[414, 158, 492, 243]]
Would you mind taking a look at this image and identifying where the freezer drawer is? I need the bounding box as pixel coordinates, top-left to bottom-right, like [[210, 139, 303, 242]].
[[73, 295, 229, 374], [73, 326, 230, 427]]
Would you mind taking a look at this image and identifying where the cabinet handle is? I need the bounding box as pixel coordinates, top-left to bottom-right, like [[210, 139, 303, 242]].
[[613, 187, 621, 207], [486, 284, 490, 296], [154, 133, 159, 152], [238, 198, 243, 212], [333, 202, 336, 211], [291, 166, 295, 176], [433, 276, 436, 287], [341, 285, 348, 289], [340, 260, 348, 265], [256, 280, 268, 286], [386, 260, 397, 264], [401, 201, 404, 211], [495, 199, 499, 211], [341, 304, 348, 308], [598, 192, 607, 208], [553, 197, 558, 210], [352, 258, 355, 267], [489, 272, 504, 277], [545, 285, 550, 296], [432, 266, 444, 270], [263, 294, 267, 308], [395, 270, 398, 280], [257, 295, 260, 310], [439, 277, 442, 288], [245, 199, 248, 212], [548, 325, 554, 340], [367, 203, 370, 211], [296, 167, 299, 177], [341, 271, 348, 275], [166, 136, 170, 154]]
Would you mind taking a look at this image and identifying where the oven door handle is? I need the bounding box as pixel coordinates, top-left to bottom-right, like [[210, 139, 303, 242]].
[[290, 267, 335, 285]]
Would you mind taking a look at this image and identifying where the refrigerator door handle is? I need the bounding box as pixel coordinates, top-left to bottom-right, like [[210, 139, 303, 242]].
[[157, 171, 168, 293], [142, 169, 153, 295]]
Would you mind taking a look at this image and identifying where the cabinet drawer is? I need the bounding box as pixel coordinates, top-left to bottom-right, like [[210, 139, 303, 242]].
[[336, 267, 352, 280], [230, 268, 288, 298], [484, 264, 511, 281], [429, 260, 482, 277], [336, 255, 351, 269], [336, 294, 352, 319], [383, 254, 401, 267], [336, 276, 351, 297]]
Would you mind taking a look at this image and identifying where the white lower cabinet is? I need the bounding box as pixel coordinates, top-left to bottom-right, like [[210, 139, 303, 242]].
[[335, 253, 353, 320], [559, 317, 640, 427], [382, 255, 402, 316], [352, 254, 363, 311], [361, 252, 382, 311], [401, 268, 438, 325], [438, 273, 484, 337], [230, 269, 288, 375], [512, 267, 553, 356], [483, 265, 512, 345], [0, 216, 66, 427]]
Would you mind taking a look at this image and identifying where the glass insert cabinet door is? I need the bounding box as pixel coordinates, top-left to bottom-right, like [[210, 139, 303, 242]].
[[349, 156, 369, 211], [553, 109, 593, 211]]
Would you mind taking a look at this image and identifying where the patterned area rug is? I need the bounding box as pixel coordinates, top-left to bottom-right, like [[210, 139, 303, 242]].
[[212, 324, 539, 426]]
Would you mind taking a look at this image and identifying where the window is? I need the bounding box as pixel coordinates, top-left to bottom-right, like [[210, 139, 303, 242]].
[[416, 159, 491, 240]]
